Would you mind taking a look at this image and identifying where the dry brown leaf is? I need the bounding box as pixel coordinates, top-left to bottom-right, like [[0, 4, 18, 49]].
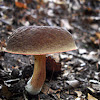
[[90, 37, 96, 43], [56, 93, 60, 99], [41, 84, 61, 95], [36, 0, 44, 4], [6, 25, 12, 31], [75, 91, 82, 97], [90, 36, 100, 45], [96, 32, 100, 39], [46, 56, 62, 72], [49, 53, 60, 62], [94, 39, 100, 45], [25, 0, 32, 4], [88, 93, 98, 100], [41, 84, 56, 95], [36, 0, 44, 9], [87, 7, 92, 11], [12, 66, 19, 69], [15, 0, 27, 9], [0, 38, 6, 51], [1, 86, 12, 99]]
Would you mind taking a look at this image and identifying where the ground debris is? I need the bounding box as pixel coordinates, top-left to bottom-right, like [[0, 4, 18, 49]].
[[0, 0, 99, 99]]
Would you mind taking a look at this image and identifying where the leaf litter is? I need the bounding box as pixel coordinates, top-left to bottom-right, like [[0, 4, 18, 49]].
[[0, 0, 100, 100]]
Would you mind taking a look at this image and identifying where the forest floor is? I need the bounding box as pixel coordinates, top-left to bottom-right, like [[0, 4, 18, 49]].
[[0, 0, 100, 100]]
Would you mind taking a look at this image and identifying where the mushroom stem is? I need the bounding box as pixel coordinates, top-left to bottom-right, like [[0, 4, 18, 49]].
[[25, 55, 46, 95]]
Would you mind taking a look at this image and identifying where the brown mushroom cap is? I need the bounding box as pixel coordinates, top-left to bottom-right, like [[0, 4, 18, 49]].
[[6, 26, 77, 55]]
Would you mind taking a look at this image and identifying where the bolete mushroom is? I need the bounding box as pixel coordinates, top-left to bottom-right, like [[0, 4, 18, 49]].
[[6, 26, 77, 95]]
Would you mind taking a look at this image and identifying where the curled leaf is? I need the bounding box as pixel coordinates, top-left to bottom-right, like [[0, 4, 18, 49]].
[[15, 0, 27, 9]]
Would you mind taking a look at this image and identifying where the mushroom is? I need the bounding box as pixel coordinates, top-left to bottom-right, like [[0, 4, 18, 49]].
[[6, 26, 77, 95]]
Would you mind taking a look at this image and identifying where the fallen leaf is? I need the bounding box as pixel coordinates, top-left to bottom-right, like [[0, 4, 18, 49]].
[[75, 97, 84, 100], [90, 37, 96, 43], [25, 0, 32, 4], [0, 38, 6, 51], [54, 0, 65, 5], [87, 7, 92, 11], [19, 18, 30, 26], [78, 48, 88, 54], [1, 85, 12, 99], [15, 0, 27, 9], [88, 93, 98, 100], [91, 24, 99, 30], [6, 25, 12, 31], [75, 91, 82, 97], [12, 66, 19, 69], [96, 32, 100, 39], [46, 56, 62, 72], [41, 83, 60, 95], [66, 80, 79, 88], [61, 19, 73, 30], [56, 92, 60, 99], [36, 0, 44, 9], [94, 39, 100, 45]]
